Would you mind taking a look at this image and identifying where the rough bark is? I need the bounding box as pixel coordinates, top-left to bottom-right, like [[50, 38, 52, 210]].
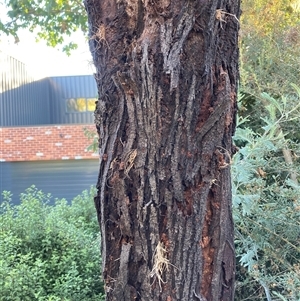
[[84, 0, 240, 300]]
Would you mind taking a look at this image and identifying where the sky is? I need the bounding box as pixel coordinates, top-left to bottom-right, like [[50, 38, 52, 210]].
[[0, 3, 95, 79], [0, 30, 95, 79]]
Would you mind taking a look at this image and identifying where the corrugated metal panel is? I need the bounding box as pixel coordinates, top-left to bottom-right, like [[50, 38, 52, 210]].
[[1, 51, 97, 126], [50, 75, 97, 99], [0, 79, 51, 126], [0, 51, 31, 93], [0, 51, 51, 126], [48, 75, 97, 124], [0, 160, 99, 205]]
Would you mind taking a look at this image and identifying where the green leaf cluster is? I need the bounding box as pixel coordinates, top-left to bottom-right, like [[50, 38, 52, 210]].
[[83, 127, 99, 153], [238, 16, 300, 291], [239, 0, 300, 133], [0, 0, 88, 54], [0, 186, 105, 301], [233, 88, 300, 300]]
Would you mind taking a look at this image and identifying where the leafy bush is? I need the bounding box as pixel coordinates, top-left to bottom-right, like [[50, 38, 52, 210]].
[[238, 13, 300, 300], [240, 0, 300, 97], [233, 90, 300, 300], [0, 186, 105, 301], [239, 0, 300, 147]]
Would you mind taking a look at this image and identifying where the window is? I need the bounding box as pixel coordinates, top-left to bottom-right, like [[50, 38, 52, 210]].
[[66, 98, 97, 113], [76, 98, 87, 112], [87, 98, 97, 111]]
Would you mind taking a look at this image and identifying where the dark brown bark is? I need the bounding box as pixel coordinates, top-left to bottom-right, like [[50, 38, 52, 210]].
[[84, 0, 240, 300]]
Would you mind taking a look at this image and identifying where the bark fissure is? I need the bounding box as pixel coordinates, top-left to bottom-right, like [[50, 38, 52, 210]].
[[85, 0, 240, 300]]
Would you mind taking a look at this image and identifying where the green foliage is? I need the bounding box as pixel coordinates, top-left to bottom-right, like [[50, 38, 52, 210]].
[[233, 88, 300, 300], [0, 186, 105, 301], [241, 0, 300, 37], [0, 0, 88, 54], [239, 0, 300, 126], [83, 127, 98, 153], [240, 28, 300, 97]]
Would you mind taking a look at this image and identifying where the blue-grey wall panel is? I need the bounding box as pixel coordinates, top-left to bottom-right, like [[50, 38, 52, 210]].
[[0, 160, 99, 205], [0, 52, 51, 126], [1, 51, 97, 126], [50, 75, 97, 98], [48, 76, 97, 124], [0, 80, 51, 126]]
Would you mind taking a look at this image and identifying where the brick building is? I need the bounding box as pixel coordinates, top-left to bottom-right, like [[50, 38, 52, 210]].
[[0, 51, 99, 202]]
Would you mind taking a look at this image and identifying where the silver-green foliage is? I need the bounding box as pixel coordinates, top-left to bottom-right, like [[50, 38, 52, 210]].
[[233, 88, 300, 300], [0, 186, 105, 301]]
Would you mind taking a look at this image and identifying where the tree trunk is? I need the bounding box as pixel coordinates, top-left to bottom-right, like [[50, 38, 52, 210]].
[[84, 0, 240, 300]]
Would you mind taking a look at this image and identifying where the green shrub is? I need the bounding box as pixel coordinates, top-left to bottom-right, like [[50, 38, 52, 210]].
[[233, 90, 300, 300], [0, 186, 105, 301]]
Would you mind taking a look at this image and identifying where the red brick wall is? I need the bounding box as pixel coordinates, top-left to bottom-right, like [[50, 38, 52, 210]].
[[0, 125, 99, 162]]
